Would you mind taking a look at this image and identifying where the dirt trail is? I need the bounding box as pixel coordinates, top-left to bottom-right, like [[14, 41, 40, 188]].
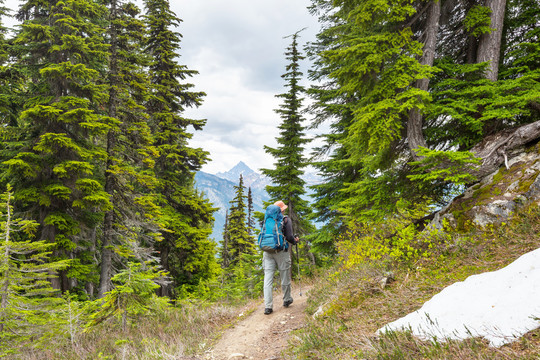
[[203, 287, 309, 360]]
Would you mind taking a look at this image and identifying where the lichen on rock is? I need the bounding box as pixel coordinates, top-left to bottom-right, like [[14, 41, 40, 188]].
[[429, 142, 540, 230]]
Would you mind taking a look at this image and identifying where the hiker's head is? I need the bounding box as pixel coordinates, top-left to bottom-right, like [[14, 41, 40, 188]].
[[274, 200, 287, 213]]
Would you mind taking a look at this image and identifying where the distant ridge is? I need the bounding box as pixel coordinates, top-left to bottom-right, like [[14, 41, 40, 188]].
[[195, 162, 324, 242], [195, 162, 271, 242], [216, 161, 255, 181], [216, 161, 270, 190]]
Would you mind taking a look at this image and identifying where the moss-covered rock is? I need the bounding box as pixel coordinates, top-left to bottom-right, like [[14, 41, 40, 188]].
[[430, 142, 540, 230]]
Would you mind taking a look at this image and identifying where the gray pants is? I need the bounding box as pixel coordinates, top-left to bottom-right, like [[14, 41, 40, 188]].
[[263, 250, 292, 309]]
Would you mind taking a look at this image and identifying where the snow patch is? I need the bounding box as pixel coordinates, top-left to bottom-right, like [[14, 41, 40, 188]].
[[378, 248, 540, 347]]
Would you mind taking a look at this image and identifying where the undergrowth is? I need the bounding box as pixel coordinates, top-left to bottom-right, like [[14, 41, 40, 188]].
[[13, 206, 540, 359], [17, 299, 255, 360], [288, 204, 540, 359]]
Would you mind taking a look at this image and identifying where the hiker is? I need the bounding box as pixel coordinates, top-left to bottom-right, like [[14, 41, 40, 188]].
[[259, 200, 299, 315]]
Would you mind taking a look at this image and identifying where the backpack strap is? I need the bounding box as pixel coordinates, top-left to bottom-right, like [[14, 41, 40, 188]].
[[272, 211, 282, 249]]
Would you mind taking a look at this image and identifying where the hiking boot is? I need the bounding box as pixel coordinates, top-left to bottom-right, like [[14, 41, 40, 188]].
[[264, 308, 273, 315], [283, 299, 293, 308]]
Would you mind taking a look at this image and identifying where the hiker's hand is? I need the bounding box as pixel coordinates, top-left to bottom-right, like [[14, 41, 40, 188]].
[[294, 236, 300, 244]]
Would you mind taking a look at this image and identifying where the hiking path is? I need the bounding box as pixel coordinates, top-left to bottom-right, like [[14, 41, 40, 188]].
[[202, 286, 310, 360]]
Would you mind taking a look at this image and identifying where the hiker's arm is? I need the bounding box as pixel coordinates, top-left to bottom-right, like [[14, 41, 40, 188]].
[[283, 218, 298, 244]]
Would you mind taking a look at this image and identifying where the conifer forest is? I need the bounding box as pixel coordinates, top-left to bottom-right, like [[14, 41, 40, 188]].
[[0, 0, 538, 357]]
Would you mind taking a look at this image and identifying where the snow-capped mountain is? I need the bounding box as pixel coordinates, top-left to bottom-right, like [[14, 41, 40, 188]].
[[195, 162, 323, 242], [195, 162, 271, 241], [215, 161, 270, 190]]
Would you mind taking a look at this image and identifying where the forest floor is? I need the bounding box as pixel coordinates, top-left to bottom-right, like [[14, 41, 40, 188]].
[[198, 285, 310, 360]]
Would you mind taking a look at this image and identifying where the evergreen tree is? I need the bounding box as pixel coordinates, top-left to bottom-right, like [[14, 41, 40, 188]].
[[306, 1, 379, 254], [261, 30, 313, 236], [220, 210, 230, 268], [305, 1, 361, 253], [88, 261, 168, 332], [0, 1, 6, 63], [143, 0, 218, 296], [246, 187, 255, 236], [0, 0, 19, 127], [98, 0, 160, 298], [2, 0, 112, 292], [226, 175, 256, 265], [306, 0, 539, 229], [218, 176, 261, 298], [0, 185, 70, 355], [308, 127, 356, 255]]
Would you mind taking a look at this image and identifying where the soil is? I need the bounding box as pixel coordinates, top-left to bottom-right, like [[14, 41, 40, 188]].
[[201, 286, 310, 360]]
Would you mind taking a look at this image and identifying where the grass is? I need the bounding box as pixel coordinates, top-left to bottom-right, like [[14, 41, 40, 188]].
[[286, 205, 540, 359], [16, 299, 259, 360]]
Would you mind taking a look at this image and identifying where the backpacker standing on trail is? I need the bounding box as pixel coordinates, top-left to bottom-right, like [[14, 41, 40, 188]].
[[258, 200, 299, 315]]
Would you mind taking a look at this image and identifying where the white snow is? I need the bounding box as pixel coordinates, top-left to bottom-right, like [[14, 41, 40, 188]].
[[378, 248, 540, 347]]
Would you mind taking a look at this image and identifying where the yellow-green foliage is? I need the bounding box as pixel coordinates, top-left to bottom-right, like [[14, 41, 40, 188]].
[[338, 223, 424, 267], [464, 5, 493, 37], [339, 199, 448, 269]]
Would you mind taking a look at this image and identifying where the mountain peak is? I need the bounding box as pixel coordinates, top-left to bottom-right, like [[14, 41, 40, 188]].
[[231, 161, 253, 173], [216, 161, 257, 179], [214, 161, 271, 190]]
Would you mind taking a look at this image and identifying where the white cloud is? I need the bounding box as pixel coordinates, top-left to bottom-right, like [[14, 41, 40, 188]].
[[173, 0, 320, 174]]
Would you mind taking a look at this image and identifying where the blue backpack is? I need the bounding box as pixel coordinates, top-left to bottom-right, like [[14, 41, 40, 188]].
[[258, 205, 288, 252]]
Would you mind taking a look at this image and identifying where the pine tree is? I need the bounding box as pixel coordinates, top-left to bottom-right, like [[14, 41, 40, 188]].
[[304, 0, 361, 255], [220, 210, 230, 268], [261, 31, 313, 239], [308, 126, 357, 255], [226, 175, 256, 265], [246, 187, 256, 236], [306, 0, 539, 227], [143, 0, 218, 296], [0, 1, 6, 63], [98, 0, 160, 298], [0, 0, 26, 183], [0, 185, 70, 355], [88, 261, 167, 332], [219, 177, 260, 299], [0, 0, 19, 126], [2, 0, 112, 292]]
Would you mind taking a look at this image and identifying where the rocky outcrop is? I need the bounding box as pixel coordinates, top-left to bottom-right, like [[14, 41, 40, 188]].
[[430, 142, 540, 230]]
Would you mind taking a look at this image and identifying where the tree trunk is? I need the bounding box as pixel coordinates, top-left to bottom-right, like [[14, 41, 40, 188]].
[[476, 0, 507, 81], [98, 0, 119, 298], [158, 246, 171, 297], [408, 0, 441, 159], [466, 35, 478, 64], [98, 208, 114, 298], [61, 270, 69, 292], [287, 200, 301, 236], [469, 120, 540, 179], [85, 227, 97, 298], [0, 278, 7, 332], [404, 0, 537, 180], [98, 91, 117, 298], [1, 201, 11, 332]]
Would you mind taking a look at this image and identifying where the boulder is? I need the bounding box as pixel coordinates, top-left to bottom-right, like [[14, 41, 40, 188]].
[[429, 142, 540, 230]]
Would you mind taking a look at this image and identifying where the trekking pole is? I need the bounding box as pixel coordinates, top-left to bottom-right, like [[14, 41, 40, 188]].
[[295, 238, 302, 296]]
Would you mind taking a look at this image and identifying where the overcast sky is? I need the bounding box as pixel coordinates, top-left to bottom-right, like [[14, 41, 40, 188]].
[[175, 1, 321, 174], [3, 0, 321, 175]]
